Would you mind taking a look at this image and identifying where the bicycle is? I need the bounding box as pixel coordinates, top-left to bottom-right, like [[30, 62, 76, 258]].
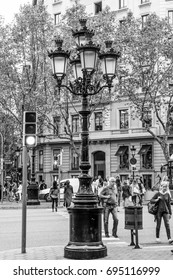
[[3, 191, 19, 202]]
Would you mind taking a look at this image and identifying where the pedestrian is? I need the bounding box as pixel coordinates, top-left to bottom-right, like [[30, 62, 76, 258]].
[[64, 180, 73, 208], [130, 179, 140, 205], [150, 181, 173, 244], [39, 180, 47, 190], [160, 176, 171, 195], [152, 174, 162, 191], [100, 177, 118, 238], [91, 178, 98, 194], [115, 175, 122, 208], [49, 180, 59, 212], [96, 175, 103, 190], [17, 181, 22, 201], [122, 180, 132, 207], [138, 177, 145, 206]]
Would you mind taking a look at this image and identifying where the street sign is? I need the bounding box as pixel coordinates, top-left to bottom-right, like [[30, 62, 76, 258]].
[[130, 157, 137, 165]]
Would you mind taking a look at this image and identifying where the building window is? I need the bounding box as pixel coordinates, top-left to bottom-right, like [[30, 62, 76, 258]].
[[95, 1, 102, 14], [120, 109, 129, 129], [54, 13, 61, 25], [53, 149, 61, 170], [53, 116, 60, 135], [142, 110, 152, 128], [142, 14, 149, 27], [141, 0, 149, 3], [138, 145, 153, 169], [72, 115, 79, 133], [95, 112, 103, 131], [115, 146, 129, 170], [39, 150, 43, 171], [71, 149, 79, 170], [119, 0, 127, 9], [168, 11, 173, 25]]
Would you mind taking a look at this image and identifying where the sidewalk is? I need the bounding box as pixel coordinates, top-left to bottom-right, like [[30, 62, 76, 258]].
[[0, 200, 56, 209], [0, 238, 173, 260]]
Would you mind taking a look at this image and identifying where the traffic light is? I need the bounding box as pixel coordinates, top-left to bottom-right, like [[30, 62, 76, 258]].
[[23, 111, 37, 147]]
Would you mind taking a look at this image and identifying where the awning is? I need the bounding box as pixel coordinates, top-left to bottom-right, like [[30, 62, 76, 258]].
[[138, 145, 151, 155], [115, 146, 128, 156]]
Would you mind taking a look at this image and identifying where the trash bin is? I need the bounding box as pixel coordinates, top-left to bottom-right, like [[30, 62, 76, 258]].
[[125, 206, 143, 230]]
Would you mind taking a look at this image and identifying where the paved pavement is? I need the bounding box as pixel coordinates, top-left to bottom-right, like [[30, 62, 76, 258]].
[[0, 201, 173, 260]]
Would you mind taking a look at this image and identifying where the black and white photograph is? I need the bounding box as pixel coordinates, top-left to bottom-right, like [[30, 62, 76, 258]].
[[0, 0, 173, 279]]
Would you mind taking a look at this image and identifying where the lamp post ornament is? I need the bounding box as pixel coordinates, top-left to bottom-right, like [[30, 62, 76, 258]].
[[48, 18, 120, 259]]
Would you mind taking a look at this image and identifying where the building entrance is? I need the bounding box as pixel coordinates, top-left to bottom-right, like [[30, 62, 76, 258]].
[[94, 151, 105, 179]]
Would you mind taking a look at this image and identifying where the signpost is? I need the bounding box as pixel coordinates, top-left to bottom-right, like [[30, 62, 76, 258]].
[[21, 145, 27, 253]]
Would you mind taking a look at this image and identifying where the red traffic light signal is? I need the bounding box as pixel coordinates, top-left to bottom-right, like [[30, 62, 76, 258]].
[[23, 111, 37, 147]]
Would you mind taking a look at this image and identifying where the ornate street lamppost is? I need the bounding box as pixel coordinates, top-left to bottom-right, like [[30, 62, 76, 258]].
[[130, 145, 137, 180], [48, 19, 120, 259]]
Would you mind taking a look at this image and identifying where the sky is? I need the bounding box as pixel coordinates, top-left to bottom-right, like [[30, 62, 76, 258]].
[[0, 0, 32, 23]]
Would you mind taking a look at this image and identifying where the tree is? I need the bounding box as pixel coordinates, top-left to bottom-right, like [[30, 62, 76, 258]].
[[0, 2, 55, 143], [115, 13, 173, 162]]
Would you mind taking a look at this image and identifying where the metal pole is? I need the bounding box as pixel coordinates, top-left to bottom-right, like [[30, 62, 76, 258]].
[[58, 165, 61, 206], [129, 229, 135, 246], [0, 133, 3, 203], [133, 207, 141, 249], [21, 145, 27, 253]]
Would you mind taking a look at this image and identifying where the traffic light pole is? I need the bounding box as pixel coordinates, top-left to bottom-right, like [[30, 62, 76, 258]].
[[21, 145, 28, 253]]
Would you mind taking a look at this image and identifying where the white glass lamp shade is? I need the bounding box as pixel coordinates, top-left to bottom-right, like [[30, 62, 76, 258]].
[[100, 56, 117, 77], [74, 34, 87, 46], [51, 54, 68, 78], [79, 47, 99, 73], [72, 61, 82, 79]]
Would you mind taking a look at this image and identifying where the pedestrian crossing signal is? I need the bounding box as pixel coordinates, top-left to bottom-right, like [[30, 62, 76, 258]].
[[23, 111, 37, 147]]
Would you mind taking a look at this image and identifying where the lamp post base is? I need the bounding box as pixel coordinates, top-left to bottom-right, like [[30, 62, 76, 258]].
[[64, 204, 107, 259], [27, 182, 40, 205], [64, 244, 107, 260]]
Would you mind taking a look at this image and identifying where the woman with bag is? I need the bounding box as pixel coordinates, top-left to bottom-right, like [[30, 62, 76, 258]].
[[49, 180, 59, 212], [150, 181, 173, 244]]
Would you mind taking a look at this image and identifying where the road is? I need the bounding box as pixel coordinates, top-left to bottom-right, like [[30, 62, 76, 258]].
[[0, 205, 173, 252], [0, 207, 69, 251]]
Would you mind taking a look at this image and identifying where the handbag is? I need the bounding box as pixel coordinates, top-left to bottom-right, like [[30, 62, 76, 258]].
[[147, 201, 159, 215]]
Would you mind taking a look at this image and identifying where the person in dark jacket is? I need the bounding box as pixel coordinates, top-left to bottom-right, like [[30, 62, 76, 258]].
[[64, 180, 73, 208], [122, 180, 132, 207], [150, 181, 173, 244], [116, 175, 122, 207], [49, 181, 59, 212]]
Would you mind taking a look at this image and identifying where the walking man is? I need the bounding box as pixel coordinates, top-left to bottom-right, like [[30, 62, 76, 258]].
[[100, 177, 118, 238]]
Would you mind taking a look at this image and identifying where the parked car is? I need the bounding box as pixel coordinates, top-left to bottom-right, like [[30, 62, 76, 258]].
[[39, 178, 79, 202]]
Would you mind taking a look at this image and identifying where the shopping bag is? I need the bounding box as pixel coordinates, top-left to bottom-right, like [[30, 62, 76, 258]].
[[147, 201, 158, 215]]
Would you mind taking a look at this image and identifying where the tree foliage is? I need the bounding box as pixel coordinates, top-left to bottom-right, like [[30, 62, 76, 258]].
[[0, 2, 55, 150], [115, 13, 173, 161]]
